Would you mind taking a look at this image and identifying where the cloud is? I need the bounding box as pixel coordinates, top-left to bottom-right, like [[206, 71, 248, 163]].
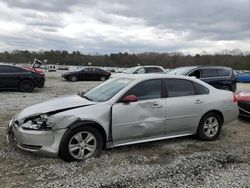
[[0, 0, 249, 54]]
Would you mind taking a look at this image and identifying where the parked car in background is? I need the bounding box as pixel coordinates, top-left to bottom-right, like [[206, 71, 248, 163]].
[[111, 65, 166, 78], [124, 65, 166, 74], [62, 67, 111, 81], [168, 66, 237, 92], [236, 72, 250, 83], [236, 90, 250, 118], [47, 65, 57, 72], [7, 74, 238, 161], [0, 64, 45, 92]]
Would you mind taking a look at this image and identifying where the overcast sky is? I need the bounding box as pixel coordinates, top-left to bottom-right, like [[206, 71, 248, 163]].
[[0, 0, 250, 54]]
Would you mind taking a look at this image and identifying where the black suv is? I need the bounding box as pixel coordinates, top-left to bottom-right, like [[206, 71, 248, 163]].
[[168, 66, 237, 92], [0, 64, 45, 92]]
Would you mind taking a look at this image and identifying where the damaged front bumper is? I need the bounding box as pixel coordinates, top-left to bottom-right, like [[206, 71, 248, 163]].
[[6, 117, 67, 157]]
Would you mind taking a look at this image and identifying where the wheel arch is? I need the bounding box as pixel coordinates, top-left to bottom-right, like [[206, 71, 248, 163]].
[[66, 120, 107, 148], [18, 78, 36, 88], [199, 110, 224, 126]]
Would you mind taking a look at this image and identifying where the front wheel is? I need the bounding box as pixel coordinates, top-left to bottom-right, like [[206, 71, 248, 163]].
[[70, 76, 77, 82], [19, 80, 34, 92], [197, 112, 222, 141], [59, 126, 103, 162]]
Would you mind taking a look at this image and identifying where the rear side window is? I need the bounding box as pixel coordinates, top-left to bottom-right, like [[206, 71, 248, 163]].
[[145, 67, 164, 73], [124, 79, 161, 100], [83, 68, 92, 72], [193, 82, 209, 95], [93, 68, 105, 73], [217, 69, 231, 77], [165, 79, 195, 97], [201, 69, 218, 78]]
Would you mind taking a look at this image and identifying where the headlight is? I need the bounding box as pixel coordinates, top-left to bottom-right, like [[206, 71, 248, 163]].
[[21, 114, 54, 130]]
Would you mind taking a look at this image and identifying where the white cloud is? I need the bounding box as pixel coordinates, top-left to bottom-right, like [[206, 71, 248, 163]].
[[0, 0, 249, 54]]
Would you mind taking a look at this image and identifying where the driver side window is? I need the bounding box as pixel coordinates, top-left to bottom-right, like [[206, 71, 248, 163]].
[[188, 70, 201, 78], [122, 79, 162, 101], [135, 68, 146, 74]]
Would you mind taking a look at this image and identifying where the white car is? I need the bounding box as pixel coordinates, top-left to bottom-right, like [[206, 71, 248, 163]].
[[111, 65, 166, 78], [7, 74, 239, 161]]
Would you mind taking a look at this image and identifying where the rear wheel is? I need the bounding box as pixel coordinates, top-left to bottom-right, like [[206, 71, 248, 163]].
[[197, 112, 222, 141], [59, 126, 103, 162], [100, 76, 106, 81], [19, 80, 34, 92], [222, 85, 231, 91]]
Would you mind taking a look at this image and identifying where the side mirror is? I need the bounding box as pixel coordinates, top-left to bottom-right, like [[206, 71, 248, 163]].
[[122, 95, 138, 103]]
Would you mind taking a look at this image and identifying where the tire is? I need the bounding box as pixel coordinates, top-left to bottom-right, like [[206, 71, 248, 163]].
[[100, 76, 106, 81], [59, 126, 103, 162], [70, 76, 77, 82], [197, 112, 222, 141], [222, 85, 231, 91], [19, 80, 35, 92]]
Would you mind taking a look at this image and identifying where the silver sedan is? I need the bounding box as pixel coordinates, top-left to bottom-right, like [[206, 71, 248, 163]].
[[6, 74, 239, 162]]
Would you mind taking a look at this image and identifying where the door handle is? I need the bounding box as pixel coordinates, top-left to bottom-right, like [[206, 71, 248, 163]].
[[195, 99, 204, 104], [151, 104, 163, 108]]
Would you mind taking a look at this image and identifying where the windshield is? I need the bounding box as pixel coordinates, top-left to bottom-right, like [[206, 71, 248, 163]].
[[124, 67, 137, 74], [168, 67, 194, 75], [83, 78, 133, 102]]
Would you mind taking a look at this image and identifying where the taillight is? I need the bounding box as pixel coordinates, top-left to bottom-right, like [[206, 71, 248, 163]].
[[233, 94, 237, 103]]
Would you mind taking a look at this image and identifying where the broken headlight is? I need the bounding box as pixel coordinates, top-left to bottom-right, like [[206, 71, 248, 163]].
[[21, 114, 54, 130]]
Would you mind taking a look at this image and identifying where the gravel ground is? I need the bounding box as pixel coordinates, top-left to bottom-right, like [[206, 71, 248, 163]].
[[0, 71, 250, 188]]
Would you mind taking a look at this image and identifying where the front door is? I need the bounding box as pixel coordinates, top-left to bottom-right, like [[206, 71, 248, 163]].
[[112, 79, 166, 143]]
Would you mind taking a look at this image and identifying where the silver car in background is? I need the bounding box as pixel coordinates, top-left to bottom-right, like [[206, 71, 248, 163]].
[[6, 74, 239, 162]]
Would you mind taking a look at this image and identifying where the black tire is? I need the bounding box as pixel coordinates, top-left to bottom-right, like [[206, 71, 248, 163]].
[[70, 76, 77, 82], [100, 76, 106, 81], [197, 112, 222, 141], [59, 126, 103, 162], [19, 80, 35, 92], [222, 85, 231, 91]]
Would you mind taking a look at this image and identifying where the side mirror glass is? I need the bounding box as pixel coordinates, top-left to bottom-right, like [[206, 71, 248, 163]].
[[122, 95, 138, 103]]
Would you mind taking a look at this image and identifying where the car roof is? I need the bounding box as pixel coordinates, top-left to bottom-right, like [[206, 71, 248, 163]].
[[115, 74, 215, 90], [134, 65, 164, 68], [176, 66, 232, 70], [117, 73, 196, 80]]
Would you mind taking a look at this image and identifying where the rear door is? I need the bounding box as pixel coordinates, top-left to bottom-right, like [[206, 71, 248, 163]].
[[164, 79, 209, 135], [112, 79, 166, 143], [79, 68, 92, 80], [200, 68, 220, 88], [0, 66, 27, 89]]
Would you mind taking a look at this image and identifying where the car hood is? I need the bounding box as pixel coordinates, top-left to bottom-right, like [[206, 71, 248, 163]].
[[16, 95, 96, 120]]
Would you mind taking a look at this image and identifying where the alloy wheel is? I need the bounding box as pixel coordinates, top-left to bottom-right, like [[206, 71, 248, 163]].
[[68, 131, 97, 160], [203, 117, 219, 137]]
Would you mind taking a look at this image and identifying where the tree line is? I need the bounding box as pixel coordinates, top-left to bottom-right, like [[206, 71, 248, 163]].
[[0, 50, 250, 70]]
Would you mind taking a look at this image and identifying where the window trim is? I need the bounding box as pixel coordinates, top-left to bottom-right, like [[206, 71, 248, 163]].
[[117, 79, 164, 103], [192, 82, 210, 95], [187, 68, 232, 79], [164, 78, 197, 98]]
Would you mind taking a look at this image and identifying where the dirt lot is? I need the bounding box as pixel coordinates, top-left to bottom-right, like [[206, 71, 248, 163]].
[[0, 71, 250, 188]]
